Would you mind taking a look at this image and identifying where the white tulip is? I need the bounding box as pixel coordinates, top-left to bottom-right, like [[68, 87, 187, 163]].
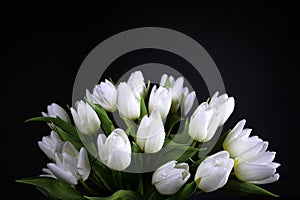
[[223, 119, 262, 157], [160, 74, 196, 114], [209, 91, 235, 126], [148, 85, 172, 119], [195, 151, 234, 192], [97, 128, 131, 171], [47, 142, 91, 185], [42, 103, 71, 123], [117, 82, 140, 120], [234, 145, 280, 184], [223, 120, 280, 184], [70, 100, 101, 135], [38, 131, 63, 161], [127, 70, 145, 98], [152, 160, 190, 195], [86, 79, 117, 112], [188, 102, 221, 142], [181, 87, 196, 116], [136, 110, 165, 153]]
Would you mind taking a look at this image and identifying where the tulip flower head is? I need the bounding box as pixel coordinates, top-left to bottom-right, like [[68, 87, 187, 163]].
[[86, 79, 117, 112], [136, 110, 165, 153], [42, 103, 71, 123], [152, 160, 190, 195], [223, 119, 280, 184], [148, 85, 173, 119], [71, 100, 101, 135], [38, 131, 63, 161], [127, 70, 146, 98], [47, 142, 91, 185], [195, 151, 234, 192], [117, 82, 141, 120], [97, 128, 132, 171]]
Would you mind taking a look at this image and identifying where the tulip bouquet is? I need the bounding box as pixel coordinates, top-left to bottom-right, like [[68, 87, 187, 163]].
[[17, 71, 280, 199]]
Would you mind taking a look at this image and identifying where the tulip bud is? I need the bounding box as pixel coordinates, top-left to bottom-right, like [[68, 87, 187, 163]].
[[195, 151, 233, 192], [181, 87, 196, 116], [127, 70, 145, 97], [148, 85, 172, 119], [42, 103, 71, 123], [117, 82, 140, 120], [136, 110, 165, 153], [160, 74, 196, 115], [47, 142, 91, 185], [209, 92, 235, 126], [188, 102, 221, 142], [97, 128, 131, 171], [152, 160, 190, 195], [70, 100, 101, 135], [86, 79, 117, 112], [38, 131, 63, 161]]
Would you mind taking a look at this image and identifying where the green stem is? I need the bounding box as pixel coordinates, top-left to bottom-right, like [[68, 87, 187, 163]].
[[191, 140, 197, 147], [79, 179, 93, 194], [118, 171, 124, 189]]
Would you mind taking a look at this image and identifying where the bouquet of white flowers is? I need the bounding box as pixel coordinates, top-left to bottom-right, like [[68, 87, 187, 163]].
[[17, 70, 280, 199]]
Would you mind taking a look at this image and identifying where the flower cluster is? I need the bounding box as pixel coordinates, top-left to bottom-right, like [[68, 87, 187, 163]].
[[17, 71, 280, 199]]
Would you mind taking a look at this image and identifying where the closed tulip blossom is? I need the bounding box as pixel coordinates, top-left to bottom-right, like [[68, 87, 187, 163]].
[[160, 74, 196, 115], [86, 79, 117, 112], [152, 161, 190, 195], [188, 102, 221, 142], [117, 82, 141, 120], [148, 85, 173, 119], [223, 120, 280, 184], [97, 128, 131, 171], [38, 131, 63, 161], [181, 87, 196, 116], [208, 92, 235, 126], [71, 100, 101, 135], [127, 70, 146, 98], [47, 142, 91, 185], [136, 110, 165, 153], [195, 151, 234, 192], [42, 103, 71, 123]]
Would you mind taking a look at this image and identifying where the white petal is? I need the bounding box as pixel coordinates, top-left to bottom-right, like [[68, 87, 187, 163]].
[[249, 173, 280, 184], [223, 119, 246, 147], [77, 148, 91, 181], [235, 162, 277, 182], [198, 167, 228, 192], [47, 163, 78, 185], [183, 91, 196, 115], [97, 134, 108, 163]]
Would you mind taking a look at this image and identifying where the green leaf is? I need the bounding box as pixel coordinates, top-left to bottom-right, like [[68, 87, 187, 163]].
[[164, 77, 171, 88], [90, 160, 114, 193], [85, 190, 142, 200], [153, 144, 198, 167], [16, 177, 86, 200], [170, 119, 192, 144], [166, 181, 198, 200], [93, 104, 115, 135], [53, 125, 83, 149], [207, 129, 231, 155], [26, 116, 83, 149], [26, 116, 78, 137], [165, 112, 182, 137], [124, 119, 137, 137], [139, 94, 148, 119], [224, 179, 279, 197]]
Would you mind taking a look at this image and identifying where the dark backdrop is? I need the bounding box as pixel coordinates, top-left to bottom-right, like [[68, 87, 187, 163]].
[[3, 2, 298, 199]]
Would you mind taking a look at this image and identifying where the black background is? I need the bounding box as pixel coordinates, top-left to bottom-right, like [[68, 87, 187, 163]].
[[3, 2, 298, 199]]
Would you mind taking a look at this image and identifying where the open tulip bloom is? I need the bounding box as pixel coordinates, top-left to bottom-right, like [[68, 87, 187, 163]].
[[17, 70, 280, 199]]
